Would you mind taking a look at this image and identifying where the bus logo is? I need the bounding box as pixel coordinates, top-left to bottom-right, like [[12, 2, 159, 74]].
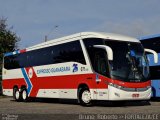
[[28, 68, 33, 78], [73, 64, 78, 72]]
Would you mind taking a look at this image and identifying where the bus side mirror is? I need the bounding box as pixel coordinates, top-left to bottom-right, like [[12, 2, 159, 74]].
[[144, 48, 158, 63], [93, 45, 113, 61]]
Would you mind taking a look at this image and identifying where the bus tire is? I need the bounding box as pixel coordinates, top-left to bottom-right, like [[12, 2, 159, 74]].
[[13, 87, 21, 102], [21, 88, 28, 102], [79, 88, 92, 106]]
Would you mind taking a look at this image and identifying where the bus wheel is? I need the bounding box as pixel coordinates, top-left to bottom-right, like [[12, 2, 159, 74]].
[[79, 88, 92, 106], [13, 87, 21, 101], [21, 88, 28, 102]]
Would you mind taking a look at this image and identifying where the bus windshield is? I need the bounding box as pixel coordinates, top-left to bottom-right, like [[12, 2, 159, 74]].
[[105, 40, 150, 82]]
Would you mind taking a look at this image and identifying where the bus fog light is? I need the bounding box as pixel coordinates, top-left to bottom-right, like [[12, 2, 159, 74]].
[[118, 86, 122, 89]]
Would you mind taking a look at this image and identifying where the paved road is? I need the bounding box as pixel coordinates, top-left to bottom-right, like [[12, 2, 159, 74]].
[[0, 97, 160, 120]]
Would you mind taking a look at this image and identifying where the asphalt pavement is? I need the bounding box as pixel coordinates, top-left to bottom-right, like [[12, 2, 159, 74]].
[[0, 97, 160, 120]]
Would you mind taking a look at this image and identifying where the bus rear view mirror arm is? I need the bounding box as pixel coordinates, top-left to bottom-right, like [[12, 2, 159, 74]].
[[93, 45, 113, 61], [145, 48, 158, 63]]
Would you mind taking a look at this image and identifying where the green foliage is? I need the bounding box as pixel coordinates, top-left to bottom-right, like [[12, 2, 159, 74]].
[[0, 17, 20, 80]]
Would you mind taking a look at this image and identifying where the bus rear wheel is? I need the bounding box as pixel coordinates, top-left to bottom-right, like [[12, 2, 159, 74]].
[[79, 88, 92, 106], [13, 87, 21, 101], [21, 88, 28, 102]]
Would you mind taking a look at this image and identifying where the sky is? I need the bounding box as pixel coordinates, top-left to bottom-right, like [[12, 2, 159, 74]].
[[0, 0, 160, 49]]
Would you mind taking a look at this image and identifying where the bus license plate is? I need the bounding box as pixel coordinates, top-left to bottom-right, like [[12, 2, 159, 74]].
[[132, 94, 139, 98]]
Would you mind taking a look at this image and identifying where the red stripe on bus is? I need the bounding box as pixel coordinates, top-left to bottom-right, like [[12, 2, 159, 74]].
[[19, 49, 26, 53], [110, 79, 151, 88], [2, 79, 27, 89], [2, 73, 151, 97]]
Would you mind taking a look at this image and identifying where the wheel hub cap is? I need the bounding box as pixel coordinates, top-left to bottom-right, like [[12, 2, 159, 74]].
[[22, 90, 27, 100], [15, 91, 19, 99], [82, 90, 91, 103]]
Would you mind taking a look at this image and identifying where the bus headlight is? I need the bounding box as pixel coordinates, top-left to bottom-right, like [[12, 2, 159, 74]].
[[109, 83, 122, 89], [108, 82, 150, 92]]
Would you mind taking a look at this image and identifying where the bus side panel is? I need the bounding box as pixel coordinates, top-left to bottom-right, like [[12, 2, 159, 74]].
[[35, 73, 110, 100], [2, 78, 27, 96], [152, 80, 160, 97], [2, 67, 27, 96], [2, 71, 109, 99]]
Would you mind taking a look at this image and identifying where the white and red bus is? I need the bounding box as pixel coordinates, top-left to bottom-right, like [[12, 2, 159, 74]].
[[2, 32, 158, 106]]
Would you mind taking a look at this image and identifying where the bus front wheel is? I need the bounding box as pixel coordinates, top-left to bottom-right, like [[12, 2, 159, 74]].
[[79, 88, 92, 106]]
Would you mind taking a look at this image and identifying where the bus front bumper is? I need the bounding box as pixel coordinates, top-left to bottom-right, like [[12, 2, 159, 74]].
[[108, 85, 151, 101]]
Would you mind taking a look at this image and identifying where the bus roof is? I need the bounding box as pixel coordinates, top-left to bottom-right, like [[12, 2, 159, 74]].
[[27, 32, 139, 50], [138, 33, 160, 40], [139, 33, 160, 53], [4, 32, 139, 56]]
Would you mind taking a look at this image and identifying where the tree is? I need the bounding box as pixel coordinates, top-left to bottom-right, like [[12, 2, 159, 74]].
[[0, 17, 20, 80]]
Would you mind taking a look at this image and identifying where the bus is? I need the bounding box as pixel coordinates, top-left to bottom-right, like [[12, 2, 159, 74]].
[[2, 32, 158, 106], [140, 34, 160, 98]]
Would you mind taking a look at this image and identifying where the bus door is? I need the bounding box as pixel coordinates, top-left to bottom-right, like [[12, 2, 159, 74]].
[[92, 48, 110, 100]]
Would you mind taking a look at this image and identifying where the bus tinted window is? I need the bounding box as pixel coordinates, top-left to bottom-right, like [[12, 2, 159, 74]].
[[4, 40, 86, 70], [83, 38, 110, 77]]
